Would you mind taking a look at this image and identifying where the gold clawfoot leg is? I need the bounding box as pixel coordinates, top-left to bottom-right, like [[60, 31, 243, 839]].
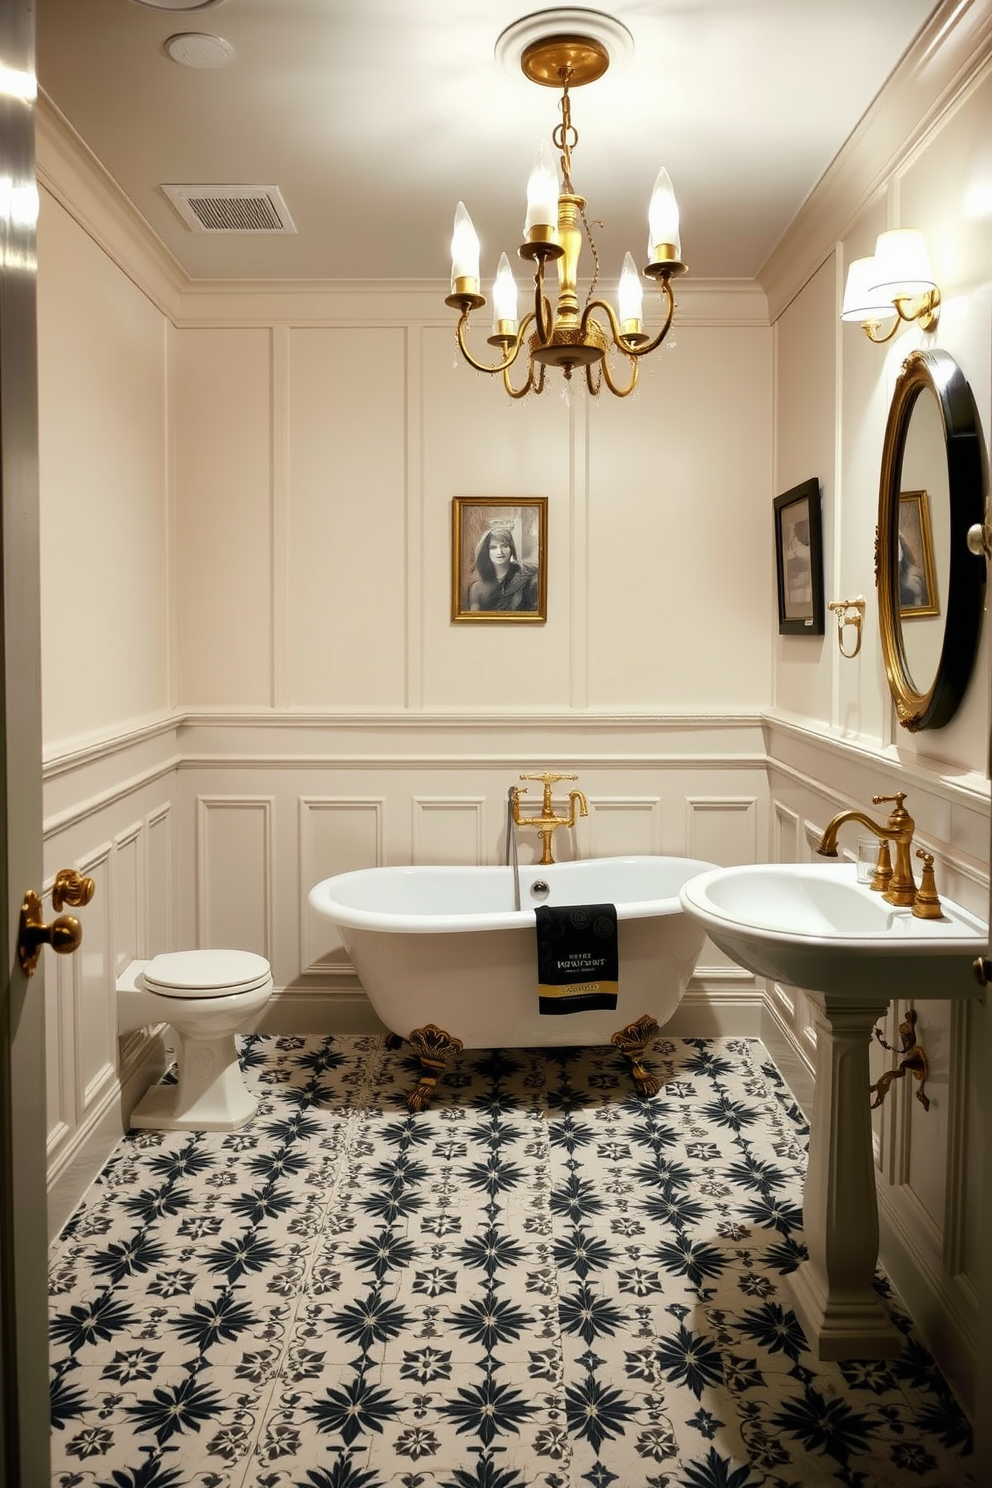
[[406, 1023, 464, 1111], [383, 1032, 404, 1050], [611, 1014, 661, 1097]]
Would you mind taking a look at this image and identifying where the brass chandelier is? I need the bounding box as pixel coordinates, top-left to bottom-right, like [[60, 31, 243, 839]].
[[445, 23, 686, 399]]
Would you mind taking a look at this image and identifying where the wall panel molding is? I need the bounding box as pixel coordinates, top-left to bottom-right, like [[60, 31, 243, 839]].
[[195, 795, 274, 955], [299, 796, 385, 974], [412, 796, 486, 866]]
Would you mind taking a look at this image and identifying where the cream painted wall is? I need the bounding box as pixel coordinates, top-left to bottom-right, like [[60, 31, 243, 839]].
[[37, 194, 170, 748], [772, 67, 992, 774], [171, 304, 772, 716], [173, 328, 274, 707], [774, 260, 836, 727]]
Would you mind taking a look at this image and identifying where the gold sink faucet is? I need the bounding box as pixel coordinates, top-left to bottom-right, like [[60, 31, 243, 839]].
[[816, 792, 917, 907], [511, 771, 588, 865]]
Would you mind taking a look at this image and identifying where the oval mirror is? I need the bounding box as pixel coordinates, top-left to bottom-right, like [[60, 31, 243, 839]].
[[877, 349, 986, 731]]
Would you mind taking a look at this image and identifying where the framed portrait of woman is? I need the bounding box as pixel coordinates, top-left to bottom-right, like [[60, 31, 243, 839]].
[[451, 497, 548, 622]]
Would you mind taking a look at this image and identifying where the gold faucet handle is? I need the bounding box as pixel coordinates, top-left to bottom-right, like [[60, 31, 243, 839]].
[[913, 849, 944, 920], [872, 791, 907, 810], [520, 772, 578, 785]]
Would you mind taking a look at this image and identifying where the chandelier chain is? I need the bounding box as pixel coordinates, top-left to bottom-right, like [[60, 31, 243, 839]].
[[552, 72, 578, 192]]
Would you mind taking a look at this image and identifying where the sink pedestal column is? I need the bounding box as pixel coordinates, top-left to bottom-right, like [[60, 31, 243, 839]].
[[786, 992, 902, 1360]]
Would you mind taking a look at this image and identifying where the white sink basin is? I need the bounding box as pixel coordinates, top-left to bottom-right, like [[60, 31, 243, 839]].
[[679, 862, 987, 1000]]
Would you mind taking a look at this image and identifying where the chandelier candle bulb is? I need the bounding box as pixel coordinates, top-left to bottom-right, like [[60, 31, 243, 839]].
[[450, 201, 480, 293], [618, 251, 644, 334], [647, 166, 681, 266], [524, 137, 560, 235], [491, 252, 519, 338]]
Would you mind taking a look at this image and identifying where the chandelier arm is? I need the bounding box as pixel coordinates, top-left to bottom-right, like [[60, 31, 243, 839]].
[[598, 348, 639, 398], [455, 310, 527, 375], [500, 313, 545, 397], [582, 281, 677, 359], [532, 257, 555, 346], [584, 362, 602, 396], [504, 352, 540, 399]]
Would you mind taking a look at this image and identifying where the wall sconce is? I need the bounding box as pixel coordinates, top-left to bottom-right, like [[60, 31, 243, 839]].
[[827, 597, 866, 658], [841, 230, 941, 342]]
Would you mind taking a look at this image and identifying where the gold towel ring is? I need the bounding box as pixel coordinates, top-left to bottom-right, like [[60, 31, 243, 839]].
[[827, 597, 866, 659]]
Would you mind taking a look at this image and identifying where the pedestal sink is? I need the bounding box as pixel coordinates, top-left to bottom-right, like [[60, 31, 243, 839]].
[[680, 862, 987, 1360]]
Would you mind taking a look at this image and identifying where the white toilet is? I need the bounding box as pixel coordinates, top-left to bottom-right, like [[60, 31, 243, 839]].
[[117, 949, 273, 1131]]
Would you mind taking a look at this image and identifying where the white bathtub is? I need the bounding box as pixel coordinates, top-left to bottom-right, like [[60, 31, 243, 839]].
[[309, 855, 715, 1051]]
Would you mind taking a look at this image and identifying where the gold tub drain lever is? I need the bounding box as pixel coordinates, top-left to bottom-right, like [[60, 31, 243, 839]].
[[18, 868, 95, 976]]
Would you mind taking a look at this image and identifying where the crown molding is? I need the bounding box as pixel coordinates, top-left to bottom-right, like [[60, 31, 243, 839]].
[[759, 0, 992, 321], [170, 277, 768, 330], [35, 91, 187, 320]]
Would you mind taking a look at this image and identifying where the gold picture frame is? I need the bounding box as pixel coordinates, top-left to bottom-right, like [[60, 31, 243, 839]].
[[451, 497, 548, 622], [898, 489, 939, 619]]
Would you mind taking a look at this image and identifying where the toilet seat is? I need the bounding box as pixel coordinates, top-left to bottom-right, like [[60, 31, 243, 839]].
[[141, 949, 272, 1000]]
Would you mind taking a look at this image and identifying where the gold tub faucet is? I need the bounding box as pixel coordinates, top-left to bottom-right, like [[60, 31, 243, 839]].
[[816, 791, 917, 906], [511, 771, 588, 865]]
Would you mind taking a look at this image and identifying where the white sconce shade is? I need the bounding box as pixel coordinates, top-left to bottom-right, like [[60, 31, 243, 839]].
[[491, 252, 519, 330], [617, 251, 644, 325], [647, 167, 680, 260], [869, 229, 936, 298], [524, 139, 560, 232], [450, 201, 480, 288], [840, 257, 895, 322]]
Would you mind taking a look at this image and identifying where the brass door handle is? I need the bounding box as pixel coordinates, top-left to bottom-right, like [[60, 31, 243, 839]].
[[18, 869, 95, 976]]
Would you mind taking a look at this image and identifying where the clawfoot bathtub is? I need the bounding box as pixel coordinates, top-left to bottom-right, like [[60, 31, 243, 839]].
[[310, 855, 715, 1106], [310, 855, 715, 1108]]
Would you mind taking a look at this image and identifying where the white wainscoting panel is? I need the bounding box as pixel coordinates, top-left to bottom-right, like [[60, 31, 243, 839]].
[[147, 803, 172, 957], [774, 801, 800, 861], [45, 948, 73, 1153], [587, 796, 662, 858], [113, 821, 143, 976], [74, 846, 113, 1108], [685, 795, 759, 866], [195, 795, 273, 956], [412, 796, 486, 866], [299, 795, 385, 974]]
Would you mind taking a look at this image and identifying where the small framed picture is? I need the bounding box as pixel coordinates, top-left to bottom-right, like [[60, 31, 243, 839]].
[[773, 478, 824, 635], [898, 490, 939, 618], [451, 497, 548, 623]]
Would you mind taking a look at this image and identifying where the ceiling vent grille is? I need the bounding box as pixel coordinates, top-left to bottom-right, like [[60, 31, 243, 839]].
[[161, 183, 297, 233]]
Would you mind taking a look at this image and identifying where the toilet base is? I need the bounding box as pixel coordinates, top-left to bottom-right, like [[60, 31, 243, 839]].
[[131, 1031, 258, 1131]]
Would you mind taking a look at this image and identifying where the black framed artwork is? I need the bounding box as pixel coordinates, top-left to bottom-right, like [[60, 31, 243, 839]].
[[773, 478, 824, 636]]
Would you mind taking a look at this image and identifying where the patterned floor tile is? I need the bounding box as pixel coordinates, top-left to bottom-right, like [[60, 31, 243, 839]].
[[50, 1034, 974, 1488]]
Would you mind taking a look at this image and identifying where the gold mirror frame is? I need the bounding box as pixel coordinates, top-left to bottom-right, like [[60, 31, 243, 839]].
[[877, 349, 986, 731]]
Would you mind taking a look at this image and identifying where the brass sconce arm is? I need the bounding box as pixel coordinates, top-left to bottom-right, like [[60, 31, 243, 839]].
[[870, 1007, 929, 1111]]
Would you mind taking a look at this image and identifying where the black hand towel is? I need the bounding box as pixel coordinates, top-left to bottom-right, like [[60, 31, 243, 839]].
[[535, 902, 619, 1015]]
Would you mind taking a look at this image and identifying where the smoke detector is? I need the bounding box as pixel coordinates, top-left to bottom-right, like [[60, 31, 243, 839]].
[[130, 2, 226, 11], [164, 31, 233, 68]]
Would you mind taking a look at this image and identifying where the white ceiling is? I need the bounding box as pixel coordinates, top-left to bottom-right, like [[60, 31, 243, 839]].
[[36, 0, 939, 286]]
